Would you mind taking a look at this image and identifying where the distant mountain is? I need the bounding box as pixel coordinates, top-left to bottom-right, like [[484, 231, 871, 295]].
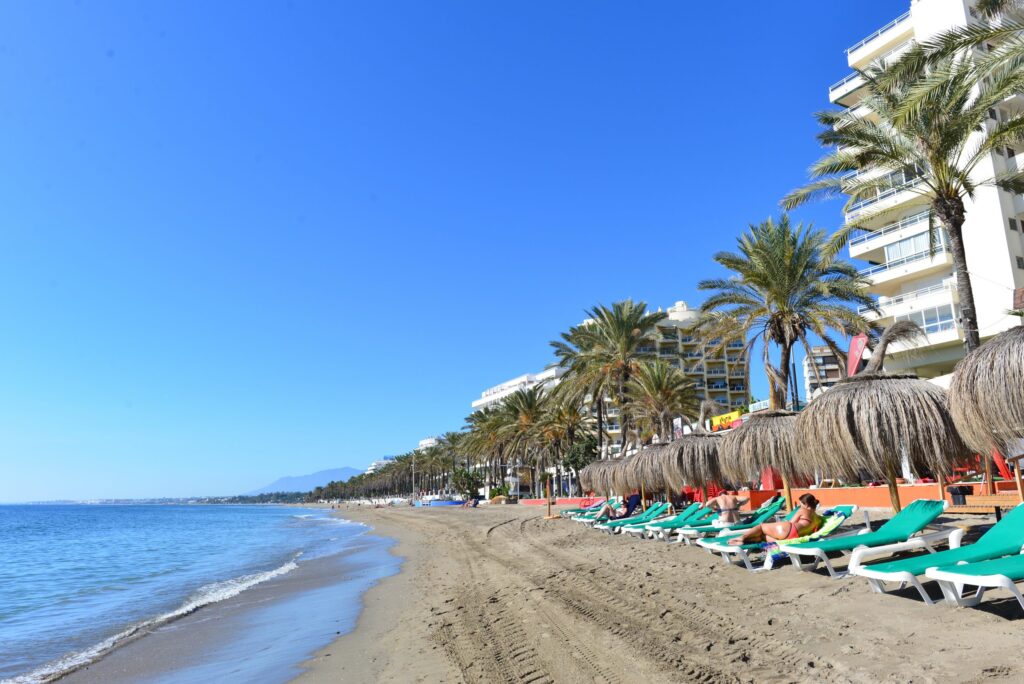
[[246, 467, 363, 495]]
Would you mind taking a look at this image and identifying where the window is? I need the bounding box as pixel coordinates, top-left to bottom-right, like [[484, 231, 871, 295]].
[[895, 304, 956, 335], [884, 231, 941, 262], [1017, 257, 1024, 270], [1011, 218, 1019, 232], [1009, 147, 1018, 158]]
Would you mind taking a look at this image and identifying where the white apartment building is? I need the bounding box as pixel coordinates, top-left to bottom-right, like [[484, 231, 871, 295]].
[[596, 301, 748, 455], [470, 301, 748, 456], [365, 455, 395, 474], [417, 437, 439, 451], [802, 345, 843, 399], [470, 366, 567, 411], [830, 0, 1024, 377]]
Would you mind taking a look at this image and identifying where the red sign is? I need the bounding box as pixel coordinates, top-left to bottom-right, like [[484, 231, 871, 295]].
[[847, 334, 868, 377]]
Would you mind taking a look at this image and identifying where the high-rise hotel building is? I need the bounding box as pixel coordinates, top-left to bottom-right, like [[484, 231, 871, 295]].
[[829, 0, 1024, 377], [472, 300, 749, 457]]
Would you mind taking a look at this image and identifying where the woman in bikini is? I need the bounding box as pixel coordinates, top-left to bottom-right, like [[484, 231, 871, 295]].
[[727, 493, 822, 545]]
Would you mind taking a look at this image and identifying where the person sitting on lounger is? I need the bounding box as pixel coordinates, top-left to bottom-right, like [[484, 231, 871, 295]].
[[727, 493, 822, 545], [706, 490, 749, 527], [593, 490, 642, 520]]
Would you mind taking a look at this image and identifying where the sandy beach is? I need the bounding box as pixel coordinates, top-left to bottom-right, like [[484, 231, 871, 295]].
[[297, 504, 1024, 684]]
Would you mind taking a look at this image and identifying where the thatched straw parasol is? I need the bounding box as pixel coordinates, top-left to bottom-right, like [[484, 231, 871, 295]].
[[580, 458, 620, 497], [719, 409, 806, 509], [948, 325, 1024, 498], [661, 401, 723, 500], [611, 452, 641, 495], [794, 322, 972, 511]]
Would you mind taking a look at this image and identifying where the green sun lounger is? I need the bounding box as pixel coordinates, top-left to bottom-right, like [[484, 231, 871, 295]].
[[852, 503, 1024, 605], [561, 499, 608, 518], [571, 498, 620, 523], [594, 502, 670, 533], [653, 496, 781, 542], [779, 498, 953, 578], [672, 498, 786, 545], [622, 502, 700, 538], [697, 505, 861, 571], [926, 549, 1024, 612]]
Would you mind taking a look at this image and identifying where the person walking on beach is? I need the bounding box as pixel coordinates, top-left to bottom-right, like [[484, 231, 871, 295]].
[[727, 493, 822, 545], [706, 490, 749, 528]]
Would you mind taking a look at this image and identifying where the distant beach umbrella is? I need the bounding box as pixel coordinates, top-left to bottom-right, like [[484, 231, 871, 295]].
[[661, 401, 723, 498], [794, 322, 971, 512], [629, 444, 669, 492], [580, 458, 620, 496], [611, 452, 642, 494], [948, 326, 1024, 459], [719, 410, 804, 483]]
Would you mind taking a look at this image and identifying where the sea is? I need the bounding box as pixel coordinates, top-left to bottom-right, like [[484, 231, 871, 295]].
[[0, 504, 399, 683]]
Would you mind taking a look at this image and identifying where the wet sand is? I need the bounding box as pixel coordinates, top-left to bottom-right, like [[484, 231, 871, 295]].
[[298, 504, 1024, 684], [59, 532, 399, 684]]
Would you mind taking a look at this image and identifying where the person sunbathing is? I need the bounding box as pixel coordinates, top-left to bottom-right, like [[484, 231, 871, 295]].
[[706, 491, 749, 527], [592, 491, 642, 520], [727, 493, 822, 545]]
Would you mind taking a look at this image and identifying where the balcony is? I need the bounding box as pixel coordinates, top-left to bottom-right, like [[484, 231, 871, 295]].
[[637, 346, 657, 354], [687, 366, 704, 375], [846, 11, 913, 65], [858, 279, 955, 316], [847, 177, 924, 219], [658, 348, 676, 356], [679, 336, 695, 344], [706, 368, 726, 376], [831, 39, 913, 106], [727, 341, 745, 349], [682, 351, 703, 359], [849, 209, 930, 254], [859, 246, 952, 285], [708, 382, 728, 390], [730, 385, 746, 392]]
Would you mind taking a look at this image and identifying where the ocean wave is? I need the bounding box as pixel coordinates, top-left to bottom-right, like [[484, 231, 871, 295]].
[[5, 557, 300, 684]]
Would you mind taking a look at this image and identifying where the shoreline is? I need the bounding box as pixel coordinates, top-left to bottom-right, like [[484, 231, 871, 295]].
[[296, 504, 1024, 684], [53, 512, 397, 684], [293, 506, 458, 682]]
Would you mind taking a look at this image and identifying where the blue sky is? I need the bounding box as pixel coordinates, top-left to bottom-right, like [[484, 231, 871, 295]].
[[0, 1, 905, 500]]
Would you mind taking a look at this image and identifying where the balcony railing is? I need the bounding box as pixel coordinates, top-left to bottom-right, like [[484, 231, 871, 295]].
[[849, 176, 924, 212], [846, 11, 911, 55], [637, 347, 657, 354], [857, 280, 952, 314], [679, 336, 695, 343], [859, 245, 948, 276], [659, 348, 676, 356], [829, 71, 863, 96], [707, 369, 726, 376], [849, 209, 930, 247], [727, 341, 745, 349]]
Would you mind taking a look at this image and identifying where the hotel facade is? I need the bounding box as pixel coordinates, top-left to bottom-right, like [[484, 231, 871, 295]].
[[472, 300, 749, 456], [830, 0, 1024, 377]]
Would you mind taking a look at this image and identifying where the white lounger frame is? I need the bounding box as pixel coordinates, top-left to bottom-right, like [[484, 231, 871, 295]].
[[847, 528, 972, 603], [696, 507, 868, 572], [782, 522, 962, 579], [924, 555, 1024, 611]]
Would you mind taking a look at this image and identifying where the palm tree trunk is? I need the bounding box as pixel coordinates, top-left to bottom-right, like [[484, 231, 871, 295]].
[[935, 198, 981, 353], [595, 400, 604, 455]]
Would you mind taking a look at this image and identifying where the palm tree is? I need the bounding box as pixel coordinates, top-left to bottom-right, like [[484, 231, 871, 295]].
[[625, 361, 700, 445], [537, 395, 592, 497], [783, 55, 1024, 354], [551, 299, 667, 456], [698, 215, 877, 410], [499, 386, 549, 497]]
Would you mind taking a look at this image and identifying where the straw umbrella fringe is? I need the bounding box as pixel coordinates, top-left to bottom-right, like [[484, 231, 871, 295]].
[[719, 410, 805, 484], [948, 325, 1024, 459], [794, 322, 972, 512], [659, 401, 725, 499]]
